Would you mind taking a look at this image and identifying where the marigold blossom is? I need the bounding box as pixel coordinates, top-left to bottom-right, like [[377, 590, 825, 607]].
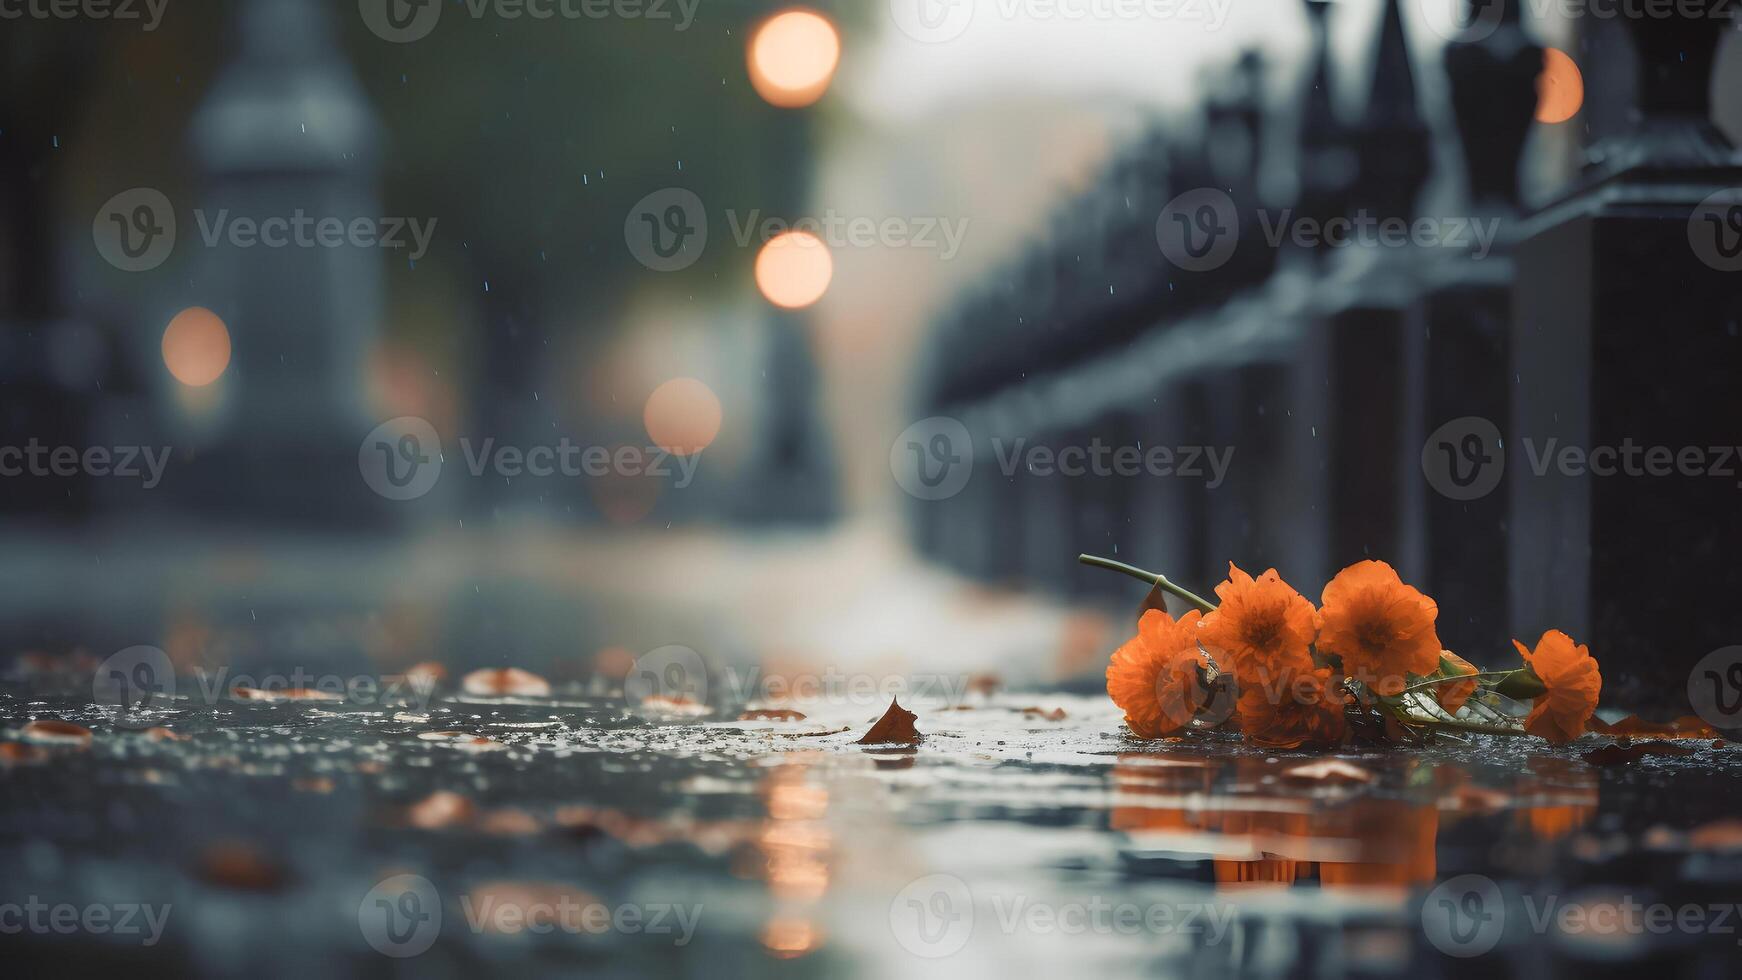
[[1106, 609, 1208, 738], [1317, 560, 1442, 696], [1513, 630, 1601, 743], [1197, 563, 1319, 687]]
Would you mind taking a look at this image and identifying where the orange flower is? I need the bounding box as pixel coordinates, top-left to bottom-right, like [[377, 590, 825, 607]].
[[1430, 651, 1479, 716], [1512, 630, 1601, 743], [1197, 563, 1319, 686], [1235, 663, 1349, 749], [1106, 609, 1208, 738], [1317, 560, 1442, 695]]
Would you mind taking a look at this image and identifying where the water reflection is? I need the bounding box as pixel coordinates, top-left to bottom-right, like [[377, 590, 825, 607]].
[[752, 760, 831, 959], [1109, 750, 1596, 893]]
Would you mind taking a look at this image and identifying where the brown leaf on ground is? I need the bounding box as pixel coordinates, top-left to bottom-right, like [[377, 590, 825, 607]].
[[1581, 741, 1698, 766], [21, 719, 93, 746], [1590, 715, 1718, 739], [1020, 707, 1067, 722], [856, 698, 921, 745], [233, 687, 344, 702], [416, 731, 507, 751], [739, 708, 808, 721], [460, 667, 552, 698], [1280, 759, 1374, 784]]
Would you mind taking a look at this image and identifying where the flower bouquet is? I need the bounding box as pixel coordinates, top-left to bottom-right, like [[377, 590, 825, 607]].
[[1083, 554, 1604, 749]]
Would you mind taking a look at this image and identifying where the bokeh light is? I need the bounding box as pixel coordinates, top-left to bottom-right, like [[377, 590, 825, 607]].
[[747, 8, 840, 109], [1536, 48, 1584, 125], [162, 306, 232, 387], [644, 377, 723, 456], [754, 231, 833, 309]]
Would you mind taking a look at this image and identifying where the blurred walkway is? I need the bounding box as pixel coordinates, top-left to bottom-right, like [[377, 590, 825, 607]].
[[0, 519, 1120, 694]]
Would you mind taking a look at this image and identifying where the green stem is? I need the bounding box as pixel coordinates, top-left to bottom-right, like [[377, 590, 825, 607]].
[[1076, 554, 1216, 614]]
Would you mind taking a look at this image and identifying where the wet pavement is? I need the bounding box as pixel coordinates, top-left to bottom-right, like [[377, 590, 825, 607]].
[[4, 677, 1742, 979]]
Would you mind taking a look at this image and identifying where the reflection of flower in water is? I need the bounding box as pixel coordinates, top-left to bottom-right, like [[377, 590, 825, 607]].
[[1110, 757, 1441, 891], [1515, 757, 1598, 840], [753, 762, 830, 958], [1314, 800, 1437, 889], [760, 916, 821, 960]]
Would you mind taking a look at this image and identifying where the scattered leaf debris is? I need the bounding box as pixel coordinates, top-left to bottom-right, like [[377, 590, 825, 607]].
[[21, 719, 93, 746], [461, 667, 551, 698], [739, 708, 807, 721]]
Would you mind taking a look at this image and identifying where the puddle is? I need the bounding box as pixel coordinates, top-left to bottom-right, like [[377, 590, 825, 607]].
[[2, 685, 1740, 977]]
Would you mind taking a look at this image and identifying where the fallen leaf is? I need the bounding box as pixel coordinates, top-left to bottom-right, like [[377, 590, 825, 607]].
[[1590, 715, 1718, 739], [739, 708, 807, 721], [413, 730, 506, 752], [407, 790, 475, 829], [856, 699, 921, 745], [416, 730, 476, 742], [1580, 741, 1697, 766], [461, 667, 551, 698], [233, 687, 343, 702], [21, 719, 92, 746], [1020, 707, 1067, 722], [638, 694, 709, 716], [1280, 759, 1374, 784]]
